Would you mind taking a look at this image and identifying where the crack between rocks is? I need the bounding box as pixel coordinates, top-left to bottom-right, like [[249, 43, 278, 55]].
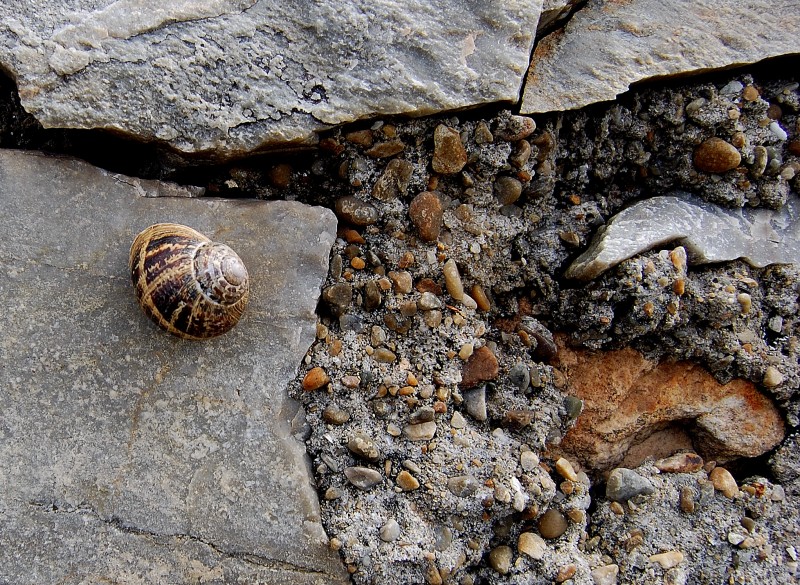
[[26, 498, 331, 576]]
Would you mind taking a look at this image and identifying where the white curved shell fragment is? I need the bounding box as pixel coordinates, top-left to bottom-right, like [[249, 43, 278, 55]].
[[565, 192, 800, 281]]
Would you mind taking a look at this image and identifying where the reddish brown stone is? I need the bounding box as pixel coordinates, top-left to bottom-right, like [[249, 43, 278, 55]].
[[553, 337, 784, 472], [693, 137, 741, 173], [432, 125, 467, 174], [460, 346, 499, 389], [409, 191, 444, 242]]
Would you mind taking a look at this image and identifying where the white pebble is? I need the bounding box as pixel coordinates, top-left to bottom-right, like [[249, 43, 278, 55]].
[[770, 121, 788, 141]]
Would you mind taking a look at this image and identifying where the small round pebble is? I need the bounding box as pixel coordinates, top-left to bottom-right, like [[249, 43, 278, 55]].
[[763, 365, 785, 387], [693, 137, 741, 173], [498, 115, 536, 141], [372, 158, 413, 201], [488, 545, 513, 575], [379, 518, 401, 542], [518, 532, 546, 560], [334, 195, 379, 226], [389, 270, 413, 294], [494, 176, 523, 205], [322, 405, 351, 425], [373, 348, 397, 363], [520, 450, 539, 471], [538, 509, 568, 539], [432, 124, 468, 174], [302, 367, 330, 391], [418, 291, 442, 310], [461, 346, 499, 388], [409, 191, 444, 242], [679, 487, 696, 513], [344, 466, 383, 490], [556, 564, 577, 583], [447, 475, 479, 497], [471, 284, 491, 311], [347, 433, 381, 463], [709, 466, 738, 498]]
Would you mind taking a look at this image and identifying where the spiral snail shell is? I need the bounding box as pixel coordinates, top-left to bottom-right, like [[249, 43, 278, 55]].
[[129, 223, 249, 339]]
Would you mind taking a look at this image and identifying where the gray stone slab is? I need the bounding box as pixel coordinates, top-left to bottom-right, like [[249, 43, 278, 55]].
[[0, 150, 347, 584], [521, 0, 800, 113], [0, 0, 541, 157]]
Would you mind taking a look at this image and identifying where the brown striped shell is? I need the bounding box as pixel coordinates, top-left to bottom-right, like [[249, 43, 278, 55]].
[[129, 223, 249, 339]]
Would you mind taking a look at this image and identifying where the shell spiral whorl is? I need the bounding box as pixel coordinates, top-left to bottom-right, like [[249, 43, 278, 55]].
[[129, 223, 249, 339]]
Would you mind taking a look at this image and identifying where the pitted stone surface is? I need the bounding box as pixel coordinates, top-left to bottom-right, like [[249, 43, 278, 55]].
[[521, 0, 800, 114], [0, 0, 541, 157], [0, 150, 347, 584]]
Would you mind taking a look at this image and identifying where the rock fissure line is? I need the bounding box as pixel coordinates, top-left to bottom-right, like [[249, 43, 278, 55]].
[[26, 499, 330, 575]]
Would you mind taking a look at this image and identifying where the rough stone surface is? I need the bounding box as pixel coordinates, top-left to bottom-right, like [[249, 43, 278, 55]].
[[0, 150, 346, 584], [521, 0, 800, 113], [554, 339, 785, 473], [606, 468, 655, 503], [566, 193, 800, 281], [0, 0, 541, 157]]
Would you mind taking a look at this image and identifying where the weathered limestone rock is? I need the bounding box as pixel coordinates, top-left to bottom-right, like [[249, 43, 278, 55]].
[[522, 0, 800, 113], [0, 0, 541, 157], [0, 150, 347, 584], [566, 193, 800, 281], [553, 338, 785, 473]]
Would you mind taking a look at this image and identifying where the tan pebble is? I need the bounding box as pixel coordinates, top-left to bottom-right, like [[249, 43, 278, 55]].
[[566, 509, 585, 524], [591, 564, 619, 585], [737, 293, 752, 314], [461, 294, 478, 310], [709, 467, 738, 498], [555, 565, 577, 583], [409, 191, 444, 242], [518, 532, 546, 560], [425, 563, 443, 585], [538, 509, 568, 539], [459, 343, 475, 361], [403, 421, 437, 441], [386, 423, 402, 437], [488, 545, 513, 575], [673, 278, 685, 296], [609, 501, 625, 515], [763, 365, 784, 387], [388, 270, 413, 294], [555, 457, 579, 482], [742, 85, 760, 101], [432, 125, 468, 174], [474, 121, 494, 144], [329, 537, 342, 550], [365, 139, 405, 158], [322, 405, 350, 425], [655, 452, 704, 473], [693, 137, 741, 173], [679, 486, 696, 513], [396, 470, 420, 491], [670, 247, 687, 271], [344, 129, 374, 147], [443, 259, 464, 301], [302, 367, 330, 391], [450, 411, 467, 429], [471, 284, 491, 311], [649, 551, 684, 569], [373, 348, 397, 363], [350, 257, 365, 270]]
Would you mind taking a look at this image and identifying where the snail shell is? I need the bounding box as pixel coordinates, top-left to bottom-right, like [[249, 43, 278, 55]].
[[129, 223, 249, 339]]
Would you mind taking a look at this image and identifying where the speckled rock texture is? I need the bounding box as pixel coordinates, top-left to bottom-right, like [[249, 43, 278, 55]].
[[0, 0, 540, 157], [0, 150, 347, 584], [521, 0, 800, 113]]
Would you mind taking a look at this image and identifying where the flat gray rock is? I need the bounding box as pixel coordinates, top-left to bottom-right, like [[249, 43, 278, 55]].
[[0, 150, 347, 584], [0, 0, 541, 157], [566, 193, 800, 281], [521, 0, 800, 113]]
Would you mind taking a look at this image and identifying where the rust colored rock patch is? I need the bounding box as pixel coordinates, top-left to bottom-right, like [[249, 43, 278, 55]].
[[554, 338, 785, 473]]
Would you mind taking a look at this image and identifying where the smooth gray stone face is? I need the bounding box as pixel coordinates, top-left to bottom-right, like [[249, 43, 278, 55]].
[[0, 150, 347, 584], [0, 0, 541, 157], [566, 193, 800, 281], [521, 0, 800, 114]]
